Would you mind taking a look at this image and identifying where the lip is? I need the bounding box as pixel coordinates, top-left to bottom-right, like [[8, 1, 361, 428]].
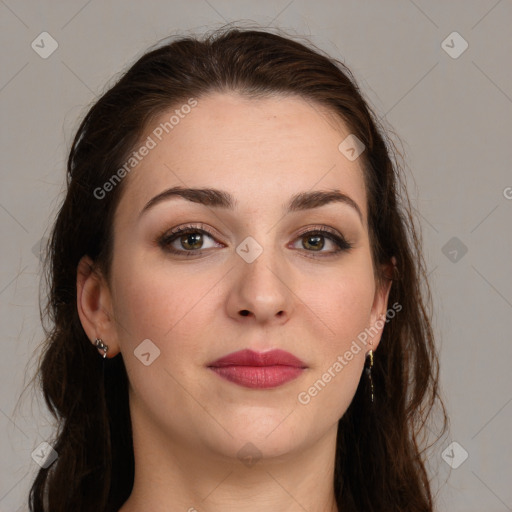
[[207, 349, 307, 389]]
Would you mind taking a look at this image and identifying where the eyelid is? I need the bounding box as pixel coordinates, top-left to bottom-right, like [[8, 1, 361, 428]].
[[295, 224, 344, 239]]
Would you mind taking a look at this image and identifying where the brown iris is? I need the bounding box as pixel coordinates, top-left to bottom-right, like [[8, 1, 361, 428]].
[[302, 233, 324, 251]]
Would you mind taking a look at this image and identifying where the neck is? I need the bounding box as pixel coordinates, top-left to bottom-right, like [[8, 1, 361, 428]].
[[119, 400, 340, 512]]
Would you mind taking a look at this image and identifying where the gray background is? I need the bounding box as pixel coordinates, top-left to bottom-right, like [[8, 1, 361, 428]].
[[1, 1, 511, 510]]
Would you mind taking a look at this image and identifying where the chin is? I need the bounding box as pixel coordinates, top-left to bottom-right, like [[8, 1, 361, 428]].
[[201, 414, 313, 463]]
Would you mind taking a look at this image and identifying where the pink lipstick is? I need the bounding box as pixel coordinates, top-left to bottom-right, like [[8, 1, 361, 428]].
[[207, 349, 307, 389]]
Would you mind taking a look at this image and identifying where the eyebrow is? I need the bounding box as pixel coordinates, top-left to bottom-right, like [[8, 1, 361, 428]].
[[138, 186, 363, 223]]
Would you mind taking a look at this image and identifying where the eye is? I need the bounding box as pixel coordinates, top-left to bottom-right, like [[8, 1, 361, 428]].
[[291, 227, 353, 256], [157, 223, 353, 258], [157, 224, 223, 256]]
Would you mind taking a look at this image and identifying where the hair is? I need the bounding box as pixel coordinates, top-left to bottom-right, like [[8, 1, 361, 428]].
[[27, 25, 448, 512]]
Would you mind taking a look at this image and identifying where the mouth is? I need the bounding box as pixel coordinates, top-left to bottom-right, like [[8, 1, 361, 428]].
[[207, 349, 307, 389]]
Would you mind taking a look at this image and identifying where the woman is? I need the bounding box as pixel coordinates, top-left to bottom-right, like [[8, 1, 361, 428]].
[[29, 26, 448, 512]]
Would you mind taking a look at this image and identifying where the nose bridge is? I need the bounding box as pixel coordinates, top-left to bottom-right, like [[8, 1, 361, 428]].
[[229, 234, 294, 322]]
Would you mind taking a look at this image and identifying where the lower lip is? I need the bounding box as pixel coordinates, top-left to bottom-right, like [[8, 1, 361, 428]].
[[209, 365, 305, 389]]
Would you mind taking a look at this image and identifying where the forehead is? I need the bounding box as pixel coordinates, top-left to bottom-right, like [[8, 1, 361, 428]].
[[116, 92, 368, 222]]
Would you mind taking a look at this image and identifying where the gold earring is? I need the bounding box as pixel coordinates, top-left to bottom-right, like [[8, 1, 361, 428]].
[[365, 349, 374, 403]]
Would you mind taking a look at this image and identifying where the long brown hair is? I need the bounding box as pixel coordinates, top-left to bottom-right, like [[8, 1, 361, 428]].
[[27, 25, 448, 512]]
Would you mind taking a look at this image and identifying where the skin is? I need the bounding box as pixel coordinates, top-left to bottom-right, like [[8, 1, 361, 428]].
[[77, 92, 392, 512]]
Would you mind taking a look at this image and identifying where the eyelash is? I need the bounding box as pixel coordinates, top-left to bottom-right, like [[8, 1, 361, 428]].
[[157, 223, 353, 258]]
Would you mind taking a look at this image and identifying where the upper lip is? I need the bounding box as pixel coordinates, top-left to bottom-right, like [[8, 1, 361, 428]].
[[208, 349, 307, 368]]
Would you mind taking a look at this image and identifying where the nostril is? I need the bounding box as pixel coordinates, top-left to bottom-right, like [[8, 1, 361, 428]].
[[239, 310, 250, 316]]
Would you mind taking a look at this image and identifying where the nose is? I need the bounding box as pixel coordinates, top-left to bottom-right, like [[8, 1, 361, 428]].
[[225, 247, 295, 325]]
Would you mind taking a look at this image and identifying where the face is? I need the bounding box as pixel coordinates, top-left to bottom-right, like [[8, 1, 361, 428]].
[[80, 92, 391, 461]]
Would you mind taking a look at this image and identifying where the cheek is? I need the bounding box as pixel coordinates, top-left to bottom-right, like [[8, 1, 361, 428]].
[[297, 260, 375, 400], [296, 272, 374, 423], [109, 262, 215, 407], [306, 264, 375, 345], [110, 256, 220, 353]]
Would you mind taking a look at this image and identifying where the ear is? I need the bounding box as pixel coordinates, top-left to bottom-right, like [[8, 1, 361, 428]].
[[76, 255, 120, 358], [368, 257, 396, 352]]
